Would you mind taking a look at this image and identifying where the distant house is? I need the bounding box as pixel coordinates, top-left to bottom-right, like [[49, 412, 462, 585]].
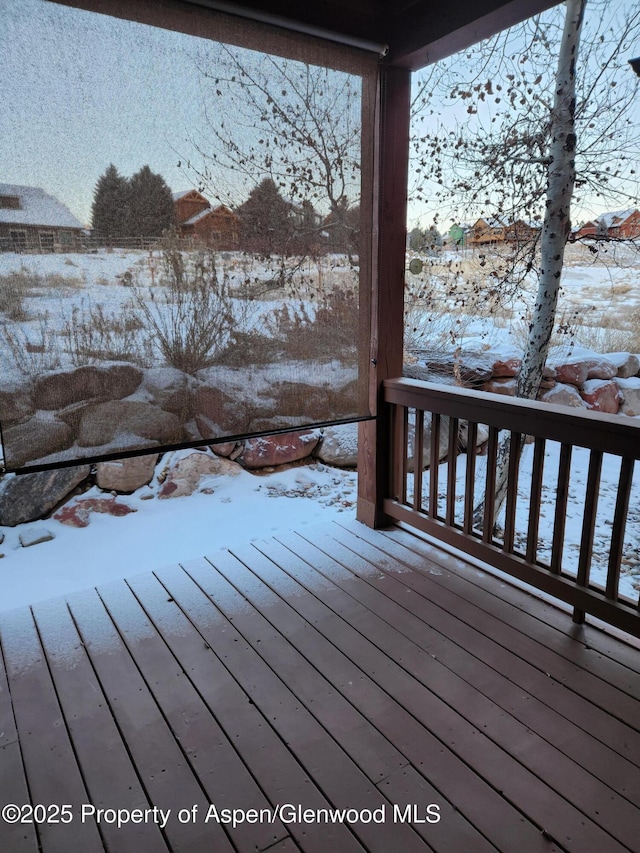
[[573, 209, 640, 241], [0, 183, 84, 252], [468, 217, 539, 247], [468, 217, 506, 246], [173, 189, 240, 250]]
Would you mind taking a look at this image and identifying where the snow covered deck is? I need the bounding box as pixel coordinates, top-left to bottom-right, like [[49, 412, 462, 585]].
[[2, 520, 640, 853]]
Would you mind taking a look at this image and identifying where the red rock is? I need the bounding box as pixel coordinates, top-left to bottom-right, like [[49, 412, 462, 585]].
[[238, 430, 321, 469], [481, 378, 516, 396], [550, 361, 589, 386], [54, 497, 136, 527], [581, 379, 621, 414], [538, 384, 585, 408], [491, 357, 521, 378]]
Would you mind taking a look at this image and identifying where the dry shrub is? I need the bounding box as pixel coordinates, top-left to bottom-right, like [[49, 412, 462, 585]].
[[62, 301, 149, 366]]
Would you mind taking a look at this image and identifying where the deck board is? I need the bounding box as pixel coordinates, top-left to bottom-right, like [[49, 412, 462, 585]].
[[1, 520, 639, 853]]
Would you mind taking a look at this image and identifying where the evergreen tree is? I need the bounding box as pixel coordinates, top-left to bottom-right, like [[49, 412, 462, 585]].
[[128, 165, 175, 238], [236, 179, 294, 255], [91, 164, 130, 240]]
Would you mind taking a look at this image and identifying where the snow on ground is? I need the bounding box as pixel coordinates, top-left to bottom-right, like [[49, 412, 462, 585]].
[[0, 461, 357, 614], [2, 244, 640, 614]]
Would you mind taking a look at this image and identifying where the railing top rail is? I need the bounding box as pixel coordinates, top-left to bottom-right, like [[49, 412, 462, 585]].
[[384, 377, 640, 459]]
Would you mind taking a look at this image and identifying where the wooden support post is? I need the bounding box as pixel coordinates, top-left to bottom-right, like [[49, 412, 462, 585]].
[[357, 64, 411, 528]]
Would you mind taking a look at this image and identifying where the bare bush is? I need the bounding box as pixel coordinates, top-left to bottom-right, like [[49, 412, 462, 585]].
[[1, 314, 62, 374], [130, 247, 235, 374], [0, 271, 31, 320], [61, 301, 149, 366]]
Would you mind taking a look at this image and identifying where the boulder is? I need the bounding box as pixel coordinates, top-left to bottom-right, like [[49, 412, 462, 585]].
[[548, 360, 589, 386], [210, 440, 238, 458], [583, 357, 618, 380], [606, 352, 640, 379], [616, 377, 640, 416], [481, 378, 516, 396], [96, 454, 158, 493], [491, 356, 521, 378], [406, 413, 450, 472], [193, 385, 244, 432], [54, 496, 136, 526], [238, 430, 321, 469], [458, 421, 490, 451], [0, 465, 90, 527], [0, 377, 34, 424], [78, 401, 182, 447], [19, 528, 55, 547], [158, 450, 242, 498], [34, 363, 142, 409], [314, 423, 358, 467], [538, 384, 586, 409], [141, 368, 194, 416], [581, 379, 621, 414], [3, 413, 73, 468], [271, 381, 330, 421]]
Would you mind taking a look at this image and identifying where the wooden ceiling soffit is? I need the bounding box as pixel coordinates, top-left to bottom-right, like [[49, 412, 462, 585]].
[[387, 0, 561, 69]]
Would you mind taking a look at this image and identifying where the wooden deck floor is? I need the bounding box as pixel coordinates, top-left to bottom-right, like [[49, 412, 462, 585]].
[[1, 520, 640, 853]]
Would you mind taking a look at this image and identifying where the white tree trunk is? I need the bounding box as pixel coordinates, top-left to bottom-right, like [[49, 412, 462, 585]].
[[517, 0, 586, 398], [475, 0, 586, 529]]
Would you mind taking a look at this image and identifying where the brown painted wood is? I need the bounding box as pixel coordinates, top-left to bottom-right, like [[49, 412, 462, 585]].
[[125, 569, 357, 853], [574, 449, 603, 624], [65, 588, 232, 853], [0, 608, 104, 853], [428, 414, 440, 518], [0, 636, 17, 748], [463, 422, 477, 534], [96, 579, 290, 853], [357, 65, 410, 528], [169, 555, 426, 853], [241, 538, 553, 853], [367, 524, 640, 710], [445, 417, 458, 526], [503, 431, 520, 553], [149, 562, 371, 853], [331, 525, 640, 753], [607, 457, 635, 601], [550, 443, 572, 574], [31, 598, 170, 853], [483, 427, 499, 542], [310, 527, 640, 804], [413, 408, 424, 511], [527, 436, 546, 564], [277, 533, 640, 851], [0, 743, 39, 853], [248, 536, 628, 852]]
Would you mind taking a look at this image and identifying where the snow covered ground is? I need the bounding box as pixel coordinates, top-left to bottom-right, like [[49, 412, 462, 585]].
[[0, 460, 357, 613], [1, 243, 639, 614]]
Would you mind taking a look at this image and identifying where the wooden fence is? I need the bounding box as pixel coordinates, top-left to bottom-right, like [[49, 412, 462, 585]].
[[383, 378, 640, 637]]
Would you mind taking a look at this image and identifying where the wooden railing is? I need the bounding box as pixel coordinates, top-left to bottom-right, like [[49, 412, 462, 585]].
[[383, 378, 640, 638]]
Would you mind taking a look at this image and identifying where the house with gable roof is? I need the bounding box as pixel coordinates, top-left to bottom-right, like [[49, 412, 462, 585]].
[[173, 189, 241, 249], [0, 183, 85, 252], [573, 208, 640, 241]]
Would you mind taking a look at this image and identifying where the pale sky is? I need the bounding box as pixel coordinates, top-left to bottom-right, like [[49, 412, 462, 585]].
[[0, 0, 237, 224], [2, 0, 639, 230]]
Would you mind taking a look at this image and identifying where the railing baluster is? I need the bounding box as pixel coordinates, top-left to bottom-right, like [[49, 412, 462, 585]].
[[413, 408, 424, 512], [550, 443, 572, 574], [429, 413, 441, 519], [446, 417, 459, 526], [392, 404, 408, 504], [573, 449, 603, 624], [503, 431, 521, 554], [463, 422, 478, 535], [607, 457, 634, 601], [483, 426, 499, 542], [526, 437, 546, 564]]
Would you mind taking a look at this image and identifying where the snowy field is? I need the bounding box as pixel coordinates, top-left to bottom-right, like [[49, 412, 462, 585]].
[[1, 243, 639, 613]]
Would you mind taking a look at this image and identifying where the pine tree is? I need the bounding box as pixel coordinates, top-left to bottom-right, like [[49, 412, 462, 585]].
[[236, 179, 294, 255], [91, 164, 130, 240], [128, 165, 175, 238]]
